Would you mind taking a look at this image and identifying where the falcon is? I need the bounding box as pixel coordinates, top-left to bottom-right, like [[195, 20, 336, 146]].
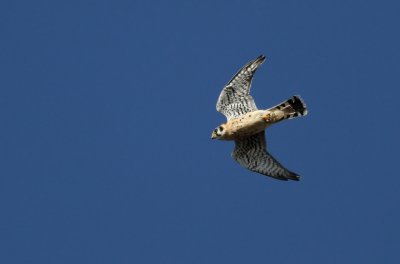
[[211, 55, 308, 181]]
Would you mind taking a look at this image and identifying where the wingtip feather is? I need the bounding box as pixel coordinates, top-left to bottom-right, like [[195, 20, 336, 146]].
[[285, 171, 300, 181], [255, 54, 266, 64]]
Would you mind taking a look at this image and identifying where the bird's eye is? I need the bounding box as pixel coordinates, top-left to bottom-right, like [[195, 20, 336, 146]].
[[219, 126, 223, 131]]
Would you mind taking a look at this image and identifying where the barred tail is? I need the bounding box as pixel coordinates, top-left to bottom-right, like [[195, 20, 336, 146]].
[[269, 95, 308, 120]]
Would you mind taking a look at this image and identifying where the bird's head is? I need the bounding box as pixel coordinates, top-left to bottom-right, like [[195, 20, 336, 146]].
[[211, 124, 226, 140]]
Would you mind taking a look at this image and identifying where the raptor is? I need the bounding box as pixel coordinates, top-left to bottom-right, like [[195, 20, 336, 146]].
[[211, 55, 308, 181]]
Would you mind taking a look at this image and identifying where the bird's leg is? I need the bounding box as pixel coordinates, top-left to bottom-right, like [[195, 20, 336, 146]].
[[262, 111, 276, 123]]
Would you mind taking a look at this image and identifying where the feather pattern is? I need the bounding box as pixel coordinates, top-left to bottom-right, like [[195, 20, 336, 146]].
[[216, 55, 265, 120], [232, 131, 300, 181]]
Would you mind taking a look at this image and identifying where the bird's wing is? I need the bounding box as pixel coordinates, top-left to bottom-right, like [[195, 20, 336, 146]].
[[232, 131, 300, 181], [216, 55, 265, 120]]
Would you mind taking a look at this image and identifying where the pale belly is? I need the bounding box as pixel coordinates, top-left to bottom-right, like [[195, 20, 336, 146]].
[[222, 110, 272, 140]]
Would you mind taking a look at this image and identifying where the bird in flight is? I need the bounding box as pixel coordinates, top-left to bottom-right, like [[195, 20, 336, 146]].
[[212, 55, 308, 181]]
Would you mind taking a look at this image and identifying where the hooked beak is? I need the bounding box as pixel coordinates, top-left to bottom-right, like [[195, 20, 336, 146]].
[[211, 132, 217, 139]]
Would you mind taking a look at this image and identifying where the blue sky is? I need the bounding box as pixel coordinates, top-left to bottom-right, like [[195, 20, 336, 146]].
[[1, 0, 399, 263]]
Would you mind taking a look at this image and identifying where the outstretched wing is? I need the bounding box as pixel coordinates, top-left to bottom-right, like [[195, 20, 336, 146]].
[[216, 55, 266, 120], [231, 132, 300, 181]]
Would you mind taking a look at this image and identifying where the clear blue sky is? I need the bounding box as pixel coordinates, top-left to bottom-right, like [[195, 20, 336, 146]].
[[1, 0, 399, 263]]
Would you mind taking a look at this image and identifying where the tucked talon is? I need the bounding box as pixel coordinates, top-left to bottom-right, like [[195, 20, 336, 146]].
[[263, 113, 273, 122]]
